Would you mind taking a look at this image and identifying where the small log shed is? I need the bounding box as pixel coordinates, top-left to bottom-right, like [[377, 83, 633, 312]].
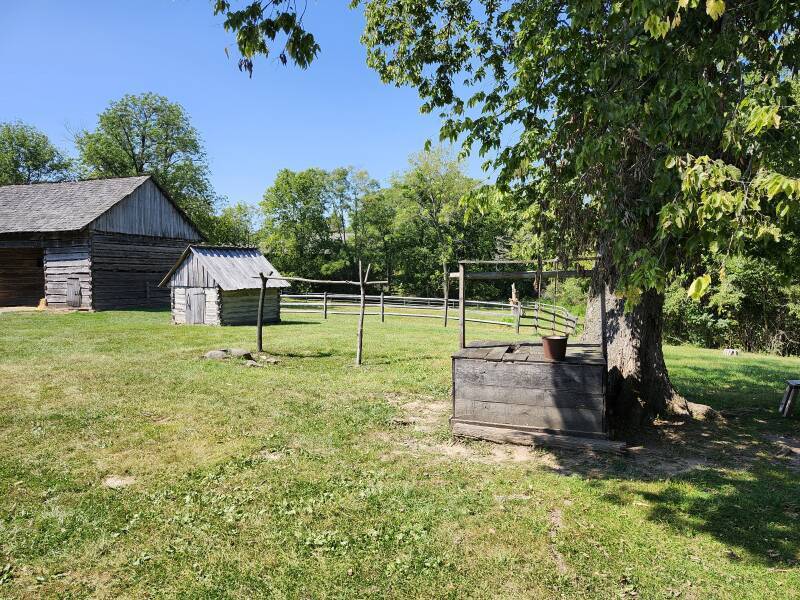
[[159, 246, 290, 325]]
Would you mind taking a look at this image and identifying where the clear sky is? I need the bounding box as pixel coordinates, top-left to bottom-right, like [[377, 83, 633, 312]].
[[0, 1, 490, 207]]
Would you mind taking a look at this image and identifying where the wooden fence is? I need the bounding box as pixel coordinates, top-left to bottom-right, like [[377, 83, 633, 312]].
[[280, 293, 578, 336]]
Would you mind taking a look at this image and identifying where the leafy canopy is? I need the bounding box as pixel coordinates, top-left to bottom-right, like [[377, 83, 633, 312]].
[[75, 93, 218, 234], [217, 1, 800, 306], [0, 121, 74, 185]]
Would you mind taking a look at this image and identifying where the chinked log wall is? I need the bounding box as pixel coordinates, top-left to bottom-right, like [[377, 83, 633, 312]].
[[0, 248, 43, 306], [171, 287, 220, 325], [220, 289, 280, 326], [44, 237, 93, 310], [90, 233, 189, 310]]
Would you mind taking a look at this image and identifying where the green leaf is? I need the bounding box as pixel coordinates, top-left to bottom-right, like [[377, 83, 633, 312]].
[[706, 0, 725, 20], [687, 274, 711, 301]]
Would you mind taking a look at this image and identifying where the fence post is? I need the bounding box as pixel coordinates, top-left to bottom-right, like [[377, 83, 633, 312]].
[[515, 301, 521, 334], [458, 263, 466, 349], [323, 291, 328, 319], [356, 261, 370, 365], [380, 291, 385, 323]]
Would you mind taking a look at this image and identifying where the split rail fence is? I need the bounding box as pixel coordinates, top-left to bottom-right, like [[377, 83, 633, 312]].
[[280, 292, 578, 336]]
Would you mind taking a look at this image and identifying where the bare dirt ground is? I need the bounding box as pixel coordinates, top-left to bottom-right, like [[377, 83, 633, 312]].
[[380, 393, 800, 479]]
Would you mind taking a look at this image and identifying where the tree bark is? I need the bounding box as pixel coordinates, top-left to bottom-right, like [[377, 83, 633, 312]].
[[582, 271, 715, 433]]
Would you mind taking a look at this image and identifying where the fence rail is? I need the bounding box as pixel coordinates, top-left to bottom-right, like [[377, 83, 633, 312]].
[[280, 293, 578, 336]]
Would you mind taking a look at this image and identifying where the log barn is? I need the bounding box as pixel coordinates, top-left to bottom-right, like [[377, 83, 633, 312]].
[[159, 246, 290, 325], [0, 176, 202, 309]]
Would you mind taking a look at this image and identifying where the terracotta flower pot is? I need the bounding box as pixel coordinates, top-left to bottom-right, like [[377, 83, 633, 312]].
[[542, 335, 568, 361]]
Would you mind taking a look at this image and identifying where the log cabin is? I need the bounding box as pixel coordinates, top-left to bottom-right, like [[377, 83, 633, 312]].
[[0, 176, 203, 309]]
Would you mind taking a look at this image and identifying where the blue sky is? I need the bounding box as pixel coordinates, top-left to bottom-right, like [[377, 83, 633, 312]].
[[0, 1, 490, 207]]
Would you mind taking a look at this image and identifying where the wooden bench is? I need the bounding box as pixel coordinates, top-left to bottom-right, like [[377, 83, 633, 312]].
[[779, 380, 800, 417]]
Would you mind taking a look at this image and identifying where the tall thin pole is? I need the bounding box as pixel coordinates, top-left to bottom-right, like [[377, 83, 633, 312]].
[[443, 259, 449, 328], [323, 291, 328, 319], [380, 290, 385, 323], [458, 262, 466, 349], [257, 272, 266, 353], [356, 261, 370, 365]]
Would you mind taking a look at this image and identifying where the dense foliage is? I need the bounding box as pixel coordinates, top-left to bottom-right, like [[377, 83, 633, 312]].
[[75, 93, 219, 236], [665, 256, 800, 355], [259, 149, 511, 296], [0, 121, 74, 184]]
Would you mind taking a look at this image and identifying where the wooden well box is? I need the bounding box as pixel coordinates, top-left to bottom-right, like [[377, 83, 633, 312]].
[[451, 342, 609, 445]]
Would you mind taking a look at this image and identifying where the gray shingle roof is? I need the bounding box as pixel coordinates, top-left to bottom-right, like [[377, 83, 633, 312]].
[[160, 246, 290, 290], [0, 175, 152, 233]]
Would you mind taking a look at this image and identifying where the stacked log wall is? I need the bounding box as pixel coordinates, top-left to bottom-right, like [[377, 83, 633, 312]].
[[171, 287, 221, 325], [90, 233, 190, 310], [44, 239, 93, 310], [0, 248, 44, 306], [220, 288, 279, 326]]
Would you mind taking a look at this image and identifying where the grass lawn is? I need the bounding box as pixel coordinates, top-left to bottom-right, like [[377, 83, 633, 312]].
[[0, 310, 798, 598]]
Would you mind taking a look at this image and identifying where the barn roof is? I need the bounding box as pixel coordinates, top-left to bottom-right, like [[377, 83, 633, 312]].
[[159, 245, 290, 290], [0, 175, 193, 234]]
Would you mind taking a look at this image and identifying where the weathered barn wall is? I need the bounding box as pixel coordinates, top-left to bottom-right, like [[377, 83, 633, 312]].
[[0, 248, 44, 306], [90, 179, 200, 240], [220, 289, 279, 326], [90, 233, 188, 310], [44, 240, 92, 310]]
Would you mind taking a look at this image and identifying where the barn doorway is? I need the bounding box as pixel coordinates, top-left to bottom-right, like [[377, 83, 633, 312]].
[[186, 288, 206, 324], [0, 248, 44, 307]]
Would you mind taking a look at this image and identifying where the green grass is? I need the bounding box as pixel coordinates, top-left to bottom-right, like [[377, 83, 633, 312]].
[[0, 310, 798, 598]]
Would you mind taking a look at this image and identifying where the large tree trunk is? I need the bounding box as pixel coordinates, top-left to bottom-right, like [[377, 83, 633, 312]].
[[582, 272, 715, 433]]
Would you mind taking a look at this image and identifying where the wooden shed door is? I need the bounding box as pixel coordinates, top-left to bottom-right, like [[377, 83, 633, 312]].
[[66, 277, 82, 308], [186, 288, 206, 324]]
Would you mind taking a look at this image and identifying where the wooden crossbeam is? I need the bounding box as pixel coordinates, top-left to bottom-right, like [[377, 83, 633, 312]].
[[449, 269, 591, 281]]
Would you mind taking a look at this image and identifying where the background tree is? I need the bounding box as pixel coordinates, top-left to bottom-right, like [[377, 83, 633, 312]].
[[75, 93, 218, 234], [326, 166, 380, 277], [213, 202, 260, 246], [0, 121, 74, 184], [395, 147, 476, 299], [260, 168, 337, 281]]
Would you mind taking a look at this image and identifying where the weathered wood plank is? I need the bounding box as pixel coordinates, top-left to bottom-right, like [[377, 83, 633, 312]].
[[484, 346, 509, 361], [453, 359, 604, 394], [451, 420, 624, 453], [455, 382, 604, 410], [454, 399, 604, 433]]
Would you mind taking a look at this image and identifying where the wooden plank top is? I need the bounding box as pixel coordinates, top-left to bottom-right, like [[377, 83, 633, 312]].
[[453, 341, 606, 365]]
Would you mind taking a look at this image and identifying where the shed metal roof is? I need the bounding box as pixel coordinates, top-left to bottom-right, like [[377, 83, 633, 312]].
[[159, 245, 290, 290], [0, 175, 189, 234]]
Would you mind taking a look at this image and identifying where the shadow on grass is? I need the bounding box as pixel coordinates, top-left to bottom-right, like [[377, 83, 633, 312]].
[[644, 465, 799, 564], [670, 361, 794, 412], [596, 464, 800, 565], [535, 355, 800, 565]]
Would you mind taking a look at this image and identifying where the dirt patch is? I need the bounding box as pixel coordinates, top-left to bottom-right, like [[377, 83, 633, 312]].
[[386, 394, 449, 434], [548, 507, 569, 575], [765, 435, 800, 469], [380, 393, 795, 479], [102, 475, 136, 489], [254, 449, 285, 461]]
